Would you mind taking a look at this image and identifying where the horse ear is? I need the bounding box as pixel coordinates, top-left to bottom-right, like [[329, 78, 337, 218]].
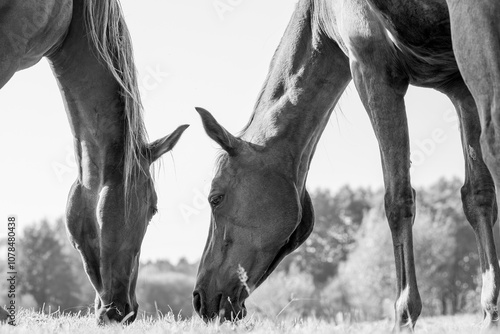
[[147, 124, 189, 163], [195, 107, 242, 156]]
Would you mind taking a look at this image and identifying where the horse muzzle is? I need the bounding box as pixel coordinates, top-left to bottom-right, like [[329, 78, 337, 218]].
[[193, 286, 248, 322], [96, 300, 138, 325]]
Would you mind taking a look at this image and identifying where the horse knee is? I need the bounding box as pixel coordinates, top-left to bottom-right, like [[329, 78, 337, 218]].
[[384, 188, 416, 232], [460, 183, 497, 229]]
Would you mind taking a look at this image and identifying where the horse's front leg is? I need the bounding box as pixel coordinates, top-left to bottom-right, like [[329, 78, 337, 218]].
[[348, 36, 420, 330]]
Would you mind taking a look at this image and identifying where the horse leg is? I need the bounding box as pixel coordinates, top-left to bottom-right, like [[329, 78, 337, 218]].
[[349, 41, 420, 330], [66, 181, 103, 311], [440, 82, 500, 328], [447, 0, 500, 254]]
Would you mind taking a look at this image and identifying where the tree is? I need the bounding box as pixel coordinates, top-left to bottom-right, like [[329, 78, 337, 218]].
[[53, 218, 96, 308], [334, 178, 481, 319], [136, 268, 196, 318], [247, 264, 316, 318], [280, 186, 372, 285], [417, 178, 479, 314], [18, 220, 81, 312]]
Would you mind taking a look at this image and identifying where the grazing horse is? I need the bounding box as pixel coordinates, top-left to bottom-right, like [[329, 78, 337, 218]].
[[193, 0, 500, 330], [0, 0, 188, 324]]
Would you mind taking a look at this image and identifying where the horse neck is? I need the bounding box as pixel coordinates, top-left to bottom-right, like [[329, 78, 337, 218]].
[[47, 0, 145, 190], [241, 1, 351, 193]]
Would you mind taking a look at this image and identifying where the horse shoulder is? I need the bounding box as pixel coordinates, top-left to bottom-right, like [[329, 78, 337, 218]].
[[335, 0, 393, 61], [0, 0, 72, 70]]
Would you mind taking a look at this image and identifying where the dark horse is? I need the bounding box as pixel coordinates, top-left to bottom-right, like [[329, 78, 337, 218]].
[[0, 0, 188, 324], [193, 0, 499, 330]]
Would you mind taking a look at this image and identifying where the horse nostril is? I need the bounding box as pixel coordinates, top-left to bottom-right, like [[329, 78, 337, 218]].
[[193, 291, 203, 316]]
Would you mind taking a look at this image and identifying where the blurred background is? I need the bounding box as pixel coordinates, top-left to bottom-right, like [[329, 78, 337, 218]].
[[0, 0, 498, 322]]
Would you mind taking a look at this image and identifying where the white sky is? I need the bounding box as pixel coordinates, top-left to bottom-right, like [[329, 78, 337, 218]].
[[0, 0, 464, 263]]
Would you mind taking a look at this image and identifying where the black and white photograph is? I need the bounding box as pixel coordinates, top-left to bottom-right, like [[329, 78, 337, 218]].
[[0, 0, 499, 332]]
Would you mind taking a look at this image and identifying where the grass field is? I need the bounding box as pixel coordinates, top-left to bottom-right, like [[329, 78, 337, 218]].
[[0, 309, 495, 334]]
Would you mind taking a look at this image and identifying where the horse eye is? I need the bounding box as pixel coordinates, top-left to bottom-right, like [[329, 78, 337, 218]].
[[210, 195, 224, 208], [151, 206, 158, 215]]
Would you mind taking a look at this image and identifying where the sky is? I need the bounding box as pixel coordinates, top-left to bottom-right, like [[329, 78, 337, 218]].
[[0, 0, 465, 263]]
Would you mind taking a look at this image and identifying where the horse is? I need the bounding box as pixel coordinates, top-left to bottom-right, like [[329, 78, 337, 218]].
[[0, 0, 188, 324], [192, 0, 500, 330]]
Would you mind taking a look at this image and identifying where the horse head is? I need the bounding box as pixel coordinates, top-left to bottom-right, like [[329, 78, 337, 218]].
[[67, 124, 189, 324], [192, 108, 314, 321]]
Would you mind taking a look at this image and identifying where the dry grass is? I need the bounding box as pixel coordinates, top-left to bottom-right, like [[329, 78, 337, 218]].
[[0, 309, 494, 333]]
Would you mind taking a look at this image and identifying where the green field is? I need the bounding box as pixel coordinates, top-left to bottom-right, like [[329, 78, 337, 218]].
[[0, 310, 495, 334]]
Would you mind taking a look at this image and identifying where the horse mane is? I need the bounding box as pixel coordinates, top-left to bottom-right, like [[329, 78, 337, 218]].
[[311, 0, 342, 46], [214, 150, 229, 172], [83, 0, 149, 220]]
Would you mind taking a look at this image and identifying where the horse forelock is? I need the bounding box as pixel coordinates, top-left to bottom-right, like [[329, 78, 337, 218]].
[[214, 150, 229, 173], [83, 0, 149, 224]]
